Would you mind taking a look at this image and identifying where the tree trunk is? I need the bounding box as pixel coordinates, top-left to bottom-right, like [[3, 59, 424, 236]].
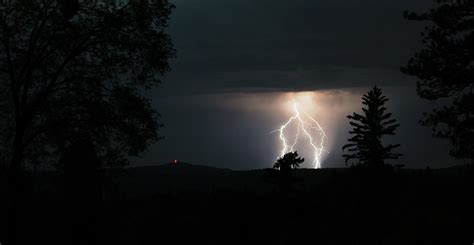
[[6, 130, 25, 245]]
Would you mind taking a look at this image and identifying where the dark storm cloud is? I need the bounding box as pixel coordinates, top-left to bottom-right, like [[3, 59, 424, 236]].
[[160, 0, 432, 94]]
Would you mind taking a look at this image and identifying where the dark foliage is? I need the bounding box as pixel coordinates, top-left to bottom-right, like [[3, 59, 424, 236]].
[[273, 151, 304, 173], [401, 0, 474, 162], [0, 0, 175, 172], [343, 86, 402, 168]]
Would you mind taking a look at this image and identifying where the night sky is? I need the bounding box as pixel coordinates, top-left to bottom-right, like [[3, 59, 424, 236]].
[[133, 0, 462, 169]]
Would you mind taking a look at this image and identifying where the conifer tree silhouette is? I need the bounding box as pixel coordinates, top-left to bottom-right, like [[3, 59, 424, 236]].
[[401, 0, 474, 163], [343, 86, 402, 168]]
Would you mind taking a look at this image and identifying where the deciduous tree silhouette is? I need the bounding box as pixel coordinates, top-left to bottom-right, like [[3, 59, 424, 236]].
[[273, 151, 304, 173], [0, 1, 175, 244], [342, 86, 402, 169], [401, 0, 474, 164], [273, 151, 304, 191]]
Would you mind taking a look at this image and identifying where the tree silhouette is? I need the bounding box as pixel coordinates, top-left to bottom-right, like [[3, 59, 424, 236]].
[[272, 151, 304, 192], [273, 151, 305, 173], [401, 0, 474, 163], [0, 0, 175, 173], [0, 1, 175, 244], [343, 86, 402, 168], [273, 151, 304, 171]]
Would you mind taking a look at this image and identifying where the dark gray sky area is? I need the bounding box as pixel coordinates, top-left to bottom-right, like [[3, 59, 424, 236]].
[[133, 0, 464, 169]]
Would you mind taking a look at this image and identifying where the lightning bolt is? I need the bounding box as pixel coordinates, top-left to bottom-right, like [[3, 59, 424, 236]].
[[272, 100, 327, 169]]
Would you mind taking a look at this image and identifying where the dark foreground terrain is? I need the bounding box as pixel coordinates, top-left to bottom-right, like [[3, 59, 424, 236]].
[[2, 163, 473, 245]]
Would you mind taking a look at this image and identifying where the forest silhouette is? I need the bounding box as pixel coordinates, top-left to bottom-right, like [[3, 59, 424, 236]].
[[0, 0, 473, 244]]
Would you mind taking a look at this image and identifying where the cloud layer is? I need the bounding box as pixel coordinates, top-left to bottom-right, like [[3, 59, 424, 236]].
[[159, 0, 431, 94]]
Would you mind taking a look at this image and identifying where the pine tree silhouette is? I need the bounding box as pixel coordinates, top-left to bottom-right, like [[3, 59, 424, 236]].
[[342, 86, 402, 168], [401, 1, 474, 163]]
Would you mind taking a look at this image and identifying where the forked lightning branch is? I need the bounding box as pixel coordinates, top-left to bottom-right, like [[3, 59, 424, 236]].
[[272, 100, 327, 169]]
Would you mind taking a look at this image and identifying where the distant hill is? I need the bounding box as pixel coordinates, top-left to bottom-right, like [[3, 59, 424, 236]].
[[127, 162, 232, 176]]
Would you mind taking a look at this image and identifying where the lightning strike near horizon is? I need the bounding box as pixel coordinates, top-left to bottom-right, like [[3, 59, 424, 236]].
[[272, 100, 327, 169]]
